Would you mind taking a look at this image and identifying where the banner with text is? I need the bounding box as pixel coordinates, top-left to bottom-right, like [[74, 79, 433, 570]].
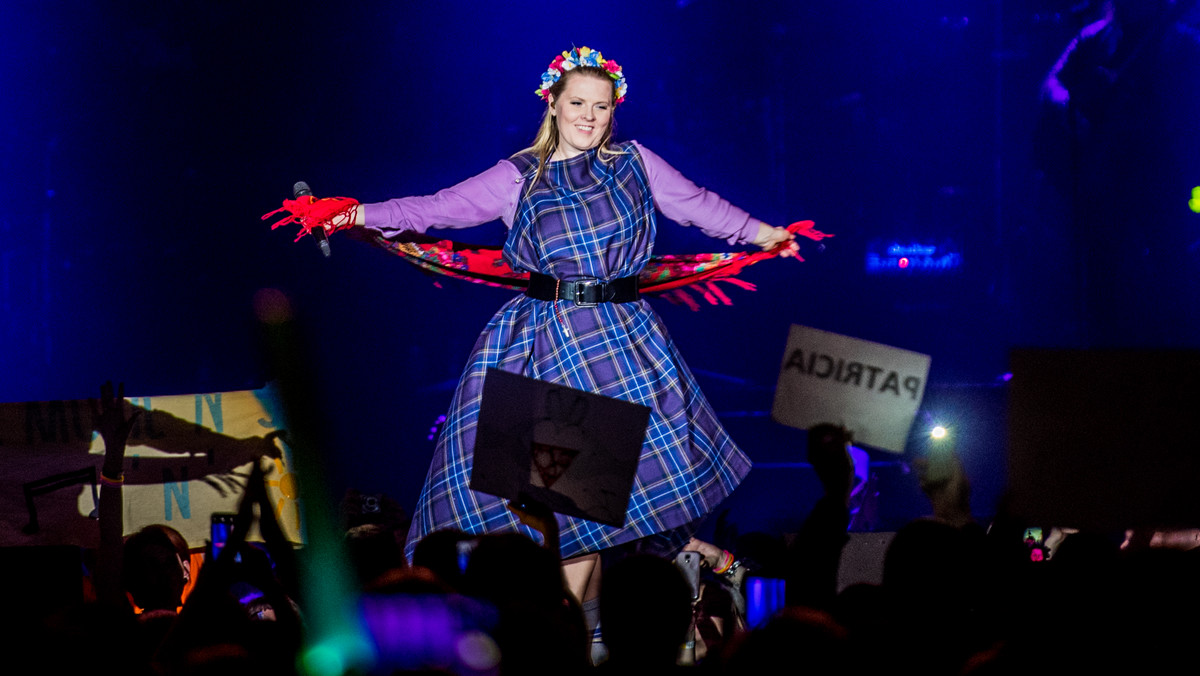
[[772, 325, 931, 453], [0, 386, 302, 549]]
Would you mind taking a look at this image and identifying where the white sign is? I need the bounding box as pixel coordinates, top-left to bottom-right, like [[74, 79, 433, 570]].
[[772, 325, 931, 453]]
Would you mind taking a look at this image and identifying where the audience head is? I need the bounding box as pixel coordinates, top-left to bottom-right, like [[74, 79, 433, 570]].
[[411, 527, 474, 591], [345, 523, 407, 587], [883, 518, 980, 604], [123, 524, 190, 611], [463, 532, 564, 608], [600, 553, 693, 667], [722, 606, 849, 675]]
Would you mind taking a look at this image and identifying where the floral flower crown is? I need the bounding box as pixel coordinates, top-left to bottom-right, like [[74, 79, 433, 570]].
[[535, 46, 628, 105]]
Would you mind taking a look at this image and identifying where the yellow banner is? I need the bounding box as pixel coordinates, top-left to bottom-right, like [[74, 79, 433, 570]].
[[0, 386, 302, 550]]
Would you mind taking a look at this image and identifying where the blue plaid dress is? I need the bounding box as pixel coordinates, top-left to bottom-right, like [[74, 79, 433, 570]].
[[404, 142, 752, 560]]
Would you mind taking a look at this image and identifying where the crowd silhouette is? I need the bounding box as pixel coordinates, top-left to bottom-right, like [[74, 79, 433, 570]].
[[11, 385, 1200, 676]]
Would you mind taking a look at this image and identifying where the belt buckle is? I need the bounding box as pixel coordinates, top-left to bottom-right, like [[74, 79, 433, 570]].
[[573, 279, 600, 308]]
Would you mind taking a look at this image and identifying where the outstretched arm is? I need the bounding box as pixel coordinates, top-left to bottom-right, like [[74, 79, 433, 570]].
[[358, 160, 523, 237], [633, 141, 798, 255], [267, 161, 523, 243]]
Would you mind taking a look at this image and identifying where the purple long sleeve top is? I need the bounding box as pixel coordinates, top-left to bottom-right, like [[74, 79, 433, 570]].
[[361, 141, 759, 246]]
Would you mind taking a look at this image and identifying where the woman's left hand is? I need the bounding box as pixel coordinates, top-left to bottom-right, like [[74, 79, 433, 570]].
[[753, 222, 800, 257]]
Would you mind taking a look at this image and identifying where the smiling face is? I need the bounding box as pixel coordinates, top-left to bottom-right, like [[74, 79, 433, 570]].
[[548, 72, 614, 160]]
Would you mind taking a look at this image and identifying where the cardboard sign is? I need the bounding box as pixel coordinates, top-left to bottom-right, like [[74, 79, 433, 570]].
[[772, 325, 931, 453], [471, 368, 649, 527]]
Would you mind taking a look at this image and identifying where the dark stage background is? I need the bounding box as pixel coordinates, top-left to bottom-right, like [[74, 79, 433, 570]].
[[4, 1, 1198, 535]]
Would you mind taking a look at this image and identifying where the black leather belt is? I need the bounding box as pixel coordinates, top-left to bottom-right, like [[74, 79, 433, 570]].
[[525, 272, 640, 306]]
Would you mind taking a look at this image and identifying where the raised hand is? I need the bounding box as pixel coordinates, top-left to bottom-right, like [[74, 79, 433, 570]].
[[89, 381, 141, 477], [807, 423, 855, 506], [916, 446, 972, 528], [509, 495, 560, 556]]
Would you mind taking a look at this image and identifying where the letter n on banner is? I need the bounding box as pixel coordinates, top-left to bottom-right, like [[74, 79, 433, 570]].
[[195, 394, 223, 434], [163, 467, 191, 521]]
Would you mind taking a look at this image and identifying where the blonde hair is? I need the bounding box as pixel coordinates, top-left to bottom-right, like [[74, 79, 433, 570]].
[[521, 67, 624, 191]]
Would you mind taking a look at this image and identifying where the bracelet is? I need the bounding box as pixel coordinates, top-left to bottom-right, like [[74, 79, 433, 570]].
[[713, 550, 735, 574], [723, 559, 744, 577], [100, 472, 125, 486]]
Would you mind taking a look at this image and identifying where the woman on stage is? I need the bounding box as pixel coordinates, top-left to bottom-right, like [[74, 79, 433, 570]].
[[285, 47, 808, 599]]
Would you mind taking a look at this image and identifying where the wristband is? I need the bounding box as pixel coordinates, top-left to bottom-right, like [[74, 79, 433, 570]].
[[100, 472, 125, 486], [714, 550, 735, 574], [723, 559, 744, 577]]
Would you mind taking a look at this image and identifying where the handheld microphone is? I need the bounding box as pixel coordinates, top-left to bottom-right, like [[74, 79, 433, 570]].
[[293, 181, 332, 258]]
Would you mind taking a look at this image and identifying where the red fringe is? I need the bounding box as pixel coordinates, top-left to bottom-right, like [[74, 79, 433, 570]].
[[266, 201, 831, 312], [637, 221, 829, 295], [645, 221, 830, 309], [666, 288, 702, 312], [262, 196, 361, 242], [790, 220, 834, 243]]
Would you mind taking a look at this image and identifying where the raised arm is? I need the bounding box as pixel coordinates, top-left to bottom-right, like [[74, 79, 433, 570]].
[[90, 381, 141, 611], [633, 141, 798, 256], [356, 160, 523, 237]]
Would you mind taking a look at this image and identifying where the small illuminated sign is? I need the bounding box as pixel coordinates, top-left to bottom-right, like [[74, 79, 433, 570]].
[[866, 241, 962, 274]]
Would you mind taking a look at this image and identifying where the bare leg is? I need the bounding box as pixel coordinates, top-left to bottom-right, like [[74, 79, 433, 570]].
[[583, 553, 603, 601], [565, 552, 607, 665], [562, 552, 600, 603]]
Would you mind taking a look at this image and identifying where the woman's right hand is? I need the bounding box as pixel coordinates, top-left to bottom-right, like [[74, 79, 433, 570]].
[[752, 222, 799, 257]]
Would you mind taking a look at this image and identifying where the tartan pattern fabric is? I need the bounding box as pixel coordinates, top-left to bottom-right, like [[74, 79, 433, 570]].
[[404, 143, 753, 560]]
